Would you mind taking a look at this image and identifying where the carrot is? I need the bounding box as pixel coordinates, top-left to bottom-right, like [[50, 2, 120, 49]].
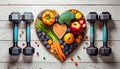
[[53, 42, 64, 62], [56, 42, 66, 59]]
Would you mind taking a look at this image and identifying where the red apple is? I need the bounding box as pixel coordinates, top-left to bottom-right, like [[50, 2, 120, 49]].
[[70, 21, 81, 35]]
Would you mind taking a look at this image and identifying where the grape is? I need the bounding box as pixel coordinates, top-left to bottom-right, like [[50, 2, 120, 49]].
[[55, 14, 59, 18], [43, 39, 47, 42], [38, 33, 42, 37], [60, 40, 64, 45], [67, 28, 70, 32], [69, 44, 73, 48], [69, 49, 72, 53], [63, 42, 67, 47], [73, 42, 77, 46], [62, 49, 66, 53], [46, 45, 50, 49], [37, 29, 41, 33], [55, 19, 59, 23], [40, 36, 45, 40], [64, 51, 69, 56], [64, 47, 69, 50], [46, 35, 50, 40], [41, 32, 46, 36], [43, 41, 48, 46]]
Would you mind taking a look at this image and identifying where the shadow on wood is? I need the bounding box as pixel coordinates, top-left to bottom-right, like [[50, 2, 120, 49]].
[[9, 56, 20, 63], [23, 55, 33, 63]]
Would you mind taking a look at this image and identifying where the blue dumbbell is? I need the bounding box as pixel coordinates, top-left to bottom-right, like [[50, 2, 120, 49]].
[[9, 12, 22, 55], [22, 12, 35, 55], [99, 12, 112, 56], [86, 12, 98, 56]]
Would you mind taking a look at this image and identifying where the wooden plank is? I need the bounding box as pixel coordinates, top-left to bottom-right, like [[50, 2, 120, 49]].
[[0, 0, 120, 4], [0, 41, 119, 63], [0, 20, 118, 29], [0, 63, 119, 69], [0, 6, 119, 20], [0, 28, 118, 41]]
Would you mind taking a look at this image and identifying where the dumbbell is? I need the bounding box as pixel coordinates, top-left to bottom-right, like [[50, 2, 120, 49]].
[[86, 12, 98, 56], [99, 12, 112, 56], [22, 12, 35, 55], [9, 12, 22, 55]]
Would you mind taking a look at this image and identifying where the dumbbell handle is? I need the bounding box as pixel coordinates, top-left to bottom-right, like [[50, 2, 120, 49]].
[[26, 22, 31, 46], [13, 23, 18, 46], [90, 23, 95, 46], [103, 23, 108, 47]]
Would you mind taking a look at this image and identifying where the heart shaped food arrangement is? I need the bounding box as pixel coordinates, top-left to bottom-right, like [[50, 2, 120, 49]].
[[35, 9, 87, 62]]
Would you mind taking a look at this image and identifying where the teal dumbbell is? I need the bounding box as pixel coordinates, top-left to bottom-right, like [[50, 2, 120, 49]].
[[99, 12, 112, 56], [22, 12, 35, 56], [9, 12, 22, 55], [86, 12, 98, 56]]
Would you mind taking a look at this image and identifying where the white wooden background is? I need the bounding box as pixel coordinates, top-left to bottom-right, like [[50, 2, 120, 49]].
[[0, 0, 120, 69]]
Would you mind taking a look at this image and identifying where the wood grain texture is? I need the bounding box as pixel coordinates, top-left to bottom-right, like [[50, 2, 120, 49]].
[[0, 6, 119, 20], [0, 0, 120, 4], [0, 0, 119, 69]]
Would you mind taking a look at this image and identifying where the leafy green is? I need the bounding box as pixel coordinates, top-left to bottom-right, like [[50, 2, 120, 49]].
[[59, 11, 75, 26], [35, 18, 59, 42]]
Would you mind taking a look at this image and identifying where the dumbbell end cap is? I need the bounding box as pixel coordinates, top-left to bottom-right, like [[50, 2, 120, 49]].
[[22, 12, 34, 23], [99, 46, 112, 56], [99, 12, 111, 23], [87, 12, 98, 23], [87, 46, 98, 56], [23, 46, 35, 56], [9, 12, 22, 23], [9, 46, 21, 56]]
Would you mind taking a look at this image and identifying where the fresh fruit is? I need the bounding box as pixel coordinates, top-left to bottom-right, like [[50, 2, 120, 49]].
[[53, 23, 67, 39], [48, 39, 53, 45], [60, 40, 64, 45], [43, 41, 48, 46], [46, 45, 50, 49], [64, 33, 74, 44], [69, 44, 73, 48], [35, 9, 87, 62], [78, 35, 82, 39], [78, 19, 86, 28], [78, 19, 85, 24], [70, 21, 81, 35], [63, 42, 67, 47], [40, 36, 45, 40], [67, 28, 70, 32], [75, 38, 81, 44], [46, 35, 50, 40], [42, 32, 46, 36], [61, 45, 64, 49], [75, 12, 82, 20], [64, 51, 69, 56], [37, 29, 41, 33], [42, 10, 55, 25]]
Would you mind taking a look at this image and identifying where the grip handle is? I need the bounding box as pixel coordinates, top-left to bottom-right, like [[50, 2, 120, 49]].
[[103, 24, 108, 43], [90, 24, 94, 43], [13, 23, 18, 43], [26, 23, 31, 44]]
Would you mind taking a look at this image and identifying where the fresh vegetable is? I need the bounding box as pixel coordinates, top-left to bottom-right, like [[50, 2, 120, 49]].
[[64, 33, 74, 44], [50, 42, 66, 62], [42, 10, 55, 25], [35, 18, 59, 42], [70, 21, 82, 35], [59, 11, 75, 26]]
